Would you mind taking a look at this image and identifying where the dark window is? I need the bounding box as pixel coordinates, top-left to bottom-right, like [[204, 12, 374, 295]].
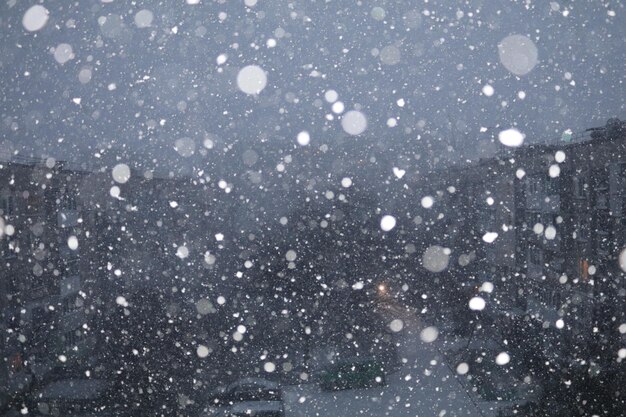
[[2, 195, 16, 215]]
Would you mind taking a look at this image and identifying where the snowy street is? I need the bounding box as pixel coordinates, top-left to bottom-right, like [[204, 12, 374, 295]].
[[282, 308, 481, 417]]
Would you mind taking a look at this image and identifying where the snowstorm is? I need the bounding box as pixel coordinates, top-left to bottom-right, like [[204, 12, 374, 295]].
[[1, 1, 625, 416]]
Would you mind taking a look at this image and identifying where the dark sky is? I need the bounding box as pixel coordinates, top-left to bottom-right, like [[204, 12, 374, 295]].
[[1, 0, 624, 175]]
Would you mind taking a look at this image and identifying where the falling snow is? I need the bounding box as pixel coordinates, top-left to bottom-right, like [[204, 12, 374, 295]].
[[1, 1, 625, 416]]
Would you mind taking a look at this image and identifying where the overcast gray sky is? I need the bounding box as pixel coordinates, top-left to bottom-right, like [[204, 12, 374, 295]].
[[1, 0, 624, 174]]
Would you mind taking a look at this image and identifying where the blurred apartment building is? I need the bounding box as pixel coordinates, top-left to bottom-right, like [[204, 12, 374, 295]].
[[0, 157, 101, 410], [2, 119, 624, 414], [1, 156, 236, 411], [414, 118, 626, 414]]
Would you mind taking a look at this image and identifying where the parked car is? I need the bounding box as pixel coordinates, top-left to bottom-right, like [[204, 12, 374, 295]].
[[200, 378, 284, 417], [28, 378, 118, 416], [319, 357, 386, 391], [464, 351, 542, 417]]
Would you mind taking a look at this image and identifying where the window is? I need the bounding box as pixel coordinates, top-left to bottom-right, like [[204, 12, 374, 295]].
[[573, 176, 587, 199], [547, 176, 560, 195], [609, 163, 626, 195], [1, 194, 15, 215], [527, 175, 544, 195], [528, 247, 543, 266], [64, 193, 77, 210], [579, 259, 590, 281], [63, 329, 80, 348], [576, 218, 590, 241], [64, 259, 80, 276]]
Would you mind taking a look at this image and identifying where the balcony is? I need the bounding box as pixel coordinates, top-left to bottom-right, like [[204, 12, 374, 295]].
[[525, 193, 560, 213], [58, 309, 86, 334], [527, 262, 543, 280], [609, 194, 622, 216], [544, 194, 561, 212], [4, 369, 33, 396], [542, 234, 562, 252], [60, 275, 81, 297], [547, 256, 565, 272], [595, 194, 609, 210], [526, 297, 560, 323], [29, 285, 50, 300], [29, 359, 55, 381], [57, 209, 80, 227]]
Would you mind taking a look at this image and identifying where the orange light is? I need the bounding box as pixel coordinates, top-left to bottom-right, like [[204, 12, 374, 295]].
[[378, 284, 386, 293]]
